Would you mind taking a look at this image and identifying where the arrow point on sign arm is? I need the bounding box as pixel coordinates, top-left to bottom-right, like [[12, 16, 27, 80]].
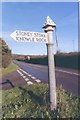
[[10, 31, 16, 41]]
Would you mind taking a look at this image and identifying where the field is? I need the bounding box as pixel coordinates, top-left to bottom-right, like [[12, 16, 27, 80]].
[[2, 84, 80, 119]]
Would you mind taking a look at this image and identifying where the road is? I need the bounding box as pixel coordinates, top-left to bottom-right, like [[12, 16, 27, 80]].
[[1, 60, 80, 96]]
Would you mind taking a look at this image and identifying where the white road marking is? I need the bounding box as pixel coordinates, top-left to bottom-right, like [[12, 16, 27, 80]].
[[25, 78, 29, 82], [20, 72, 23, 75], [22, 76, 26, 79], [17, 70, 24, 77], [35, 79, 41, 83], [17, 69, 41, 84], [56, 69, 80, 76], [17, 69, 32, 83], [19, 68, 29, 75], [21, 74, 24, 76], [28, 74, 32, 77], [17, 70, 27, 79], [27, 64, 80, 76], [19, 68, 24, 71], [19, 72, 23, 75], [17, 70, 24, 75], [17, 70, 21, 74], [31, 76, 36, 79], [23, 71, 28, 74], [19, 69, 41, 81], [27, 81, 33, 85]]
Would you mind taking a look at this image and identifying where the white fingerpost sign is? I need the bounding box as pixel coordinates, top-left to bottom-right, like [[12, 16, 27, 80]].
[[10, 16, 57, 111], [43, 16, 57, 111], [10, 30, 48, 43]]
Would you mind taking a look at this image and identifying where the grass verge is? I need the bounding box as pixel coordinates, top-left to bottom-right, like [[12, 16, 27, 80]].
[[2, 84, 80, 119], [0, 63, 18, 76]]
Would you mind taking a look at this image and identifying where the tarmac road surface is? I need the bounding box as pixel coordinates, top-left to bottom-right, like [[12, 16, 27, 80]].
[[1, 60, 80, 96]]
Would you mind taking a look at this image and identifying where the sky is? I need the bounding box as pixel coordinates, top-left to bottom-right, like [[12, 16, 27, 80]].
[[1, 2, 78, 55]]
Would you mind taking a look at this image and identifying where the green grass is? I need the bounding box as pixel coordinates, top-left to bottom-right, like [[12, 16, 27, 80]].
[[0, 63, 18, 76], [2, 84, 80, 119]]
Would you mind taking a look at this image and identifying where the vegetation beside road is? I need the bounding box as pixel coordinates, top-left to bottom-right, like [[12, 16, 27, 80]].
[[16, 54, 79, 70], [2, 84, 79, 119], [0, 63, 18, 76], [55, 54, 79, 69], [0, 38, 18, 76], [25, 57, 48, 65], [0, 38, 12, 68]]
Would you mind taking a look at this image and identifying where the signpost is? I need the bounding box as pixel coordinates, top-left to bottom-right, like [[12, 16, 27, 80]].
[[43, 16, 57, 110], [10, 30, 48, 43], [10, 16, 57, 111]]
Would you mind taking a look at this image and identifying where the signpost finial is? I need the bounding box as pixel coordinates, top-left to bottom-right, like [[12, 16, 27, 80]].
[[43, 16, 56, 28]]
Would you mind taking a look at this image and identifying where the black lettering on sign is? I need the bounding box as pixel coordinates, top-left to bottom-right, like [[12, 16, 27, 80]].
[[40, 34, 43, 37], [29, 32, 33, 37], [32, 37, 35, 42], [19, 31, 22, 36], [16, 37, 19, 40], [20, 37, 23, 41], [26, 32, 30, 36], [16, 31, 20, 36], [25, 37, 30, 41], [34, 33, 46, 38], [22, 37, 25, 41], [36, 38, 42, 42], [16, 36, 47, 43], [44, 39, 46, 42], [34, 33, 36, 37], [21, 32, 26, 36]]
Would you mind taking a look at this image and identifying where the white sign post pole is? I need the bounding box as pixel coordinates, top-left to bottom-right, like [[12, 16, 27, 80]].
[[43, 16, 57, 110]]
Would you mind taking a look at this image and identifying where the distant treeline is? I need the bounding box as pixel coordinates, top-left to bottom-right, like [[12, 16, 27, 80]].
[[17, 54, 79, 70]]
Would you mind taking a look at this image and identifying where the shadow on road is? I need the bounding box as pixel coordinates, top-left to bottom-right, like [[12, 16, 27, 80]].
[[1, 79, 15, 88]]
